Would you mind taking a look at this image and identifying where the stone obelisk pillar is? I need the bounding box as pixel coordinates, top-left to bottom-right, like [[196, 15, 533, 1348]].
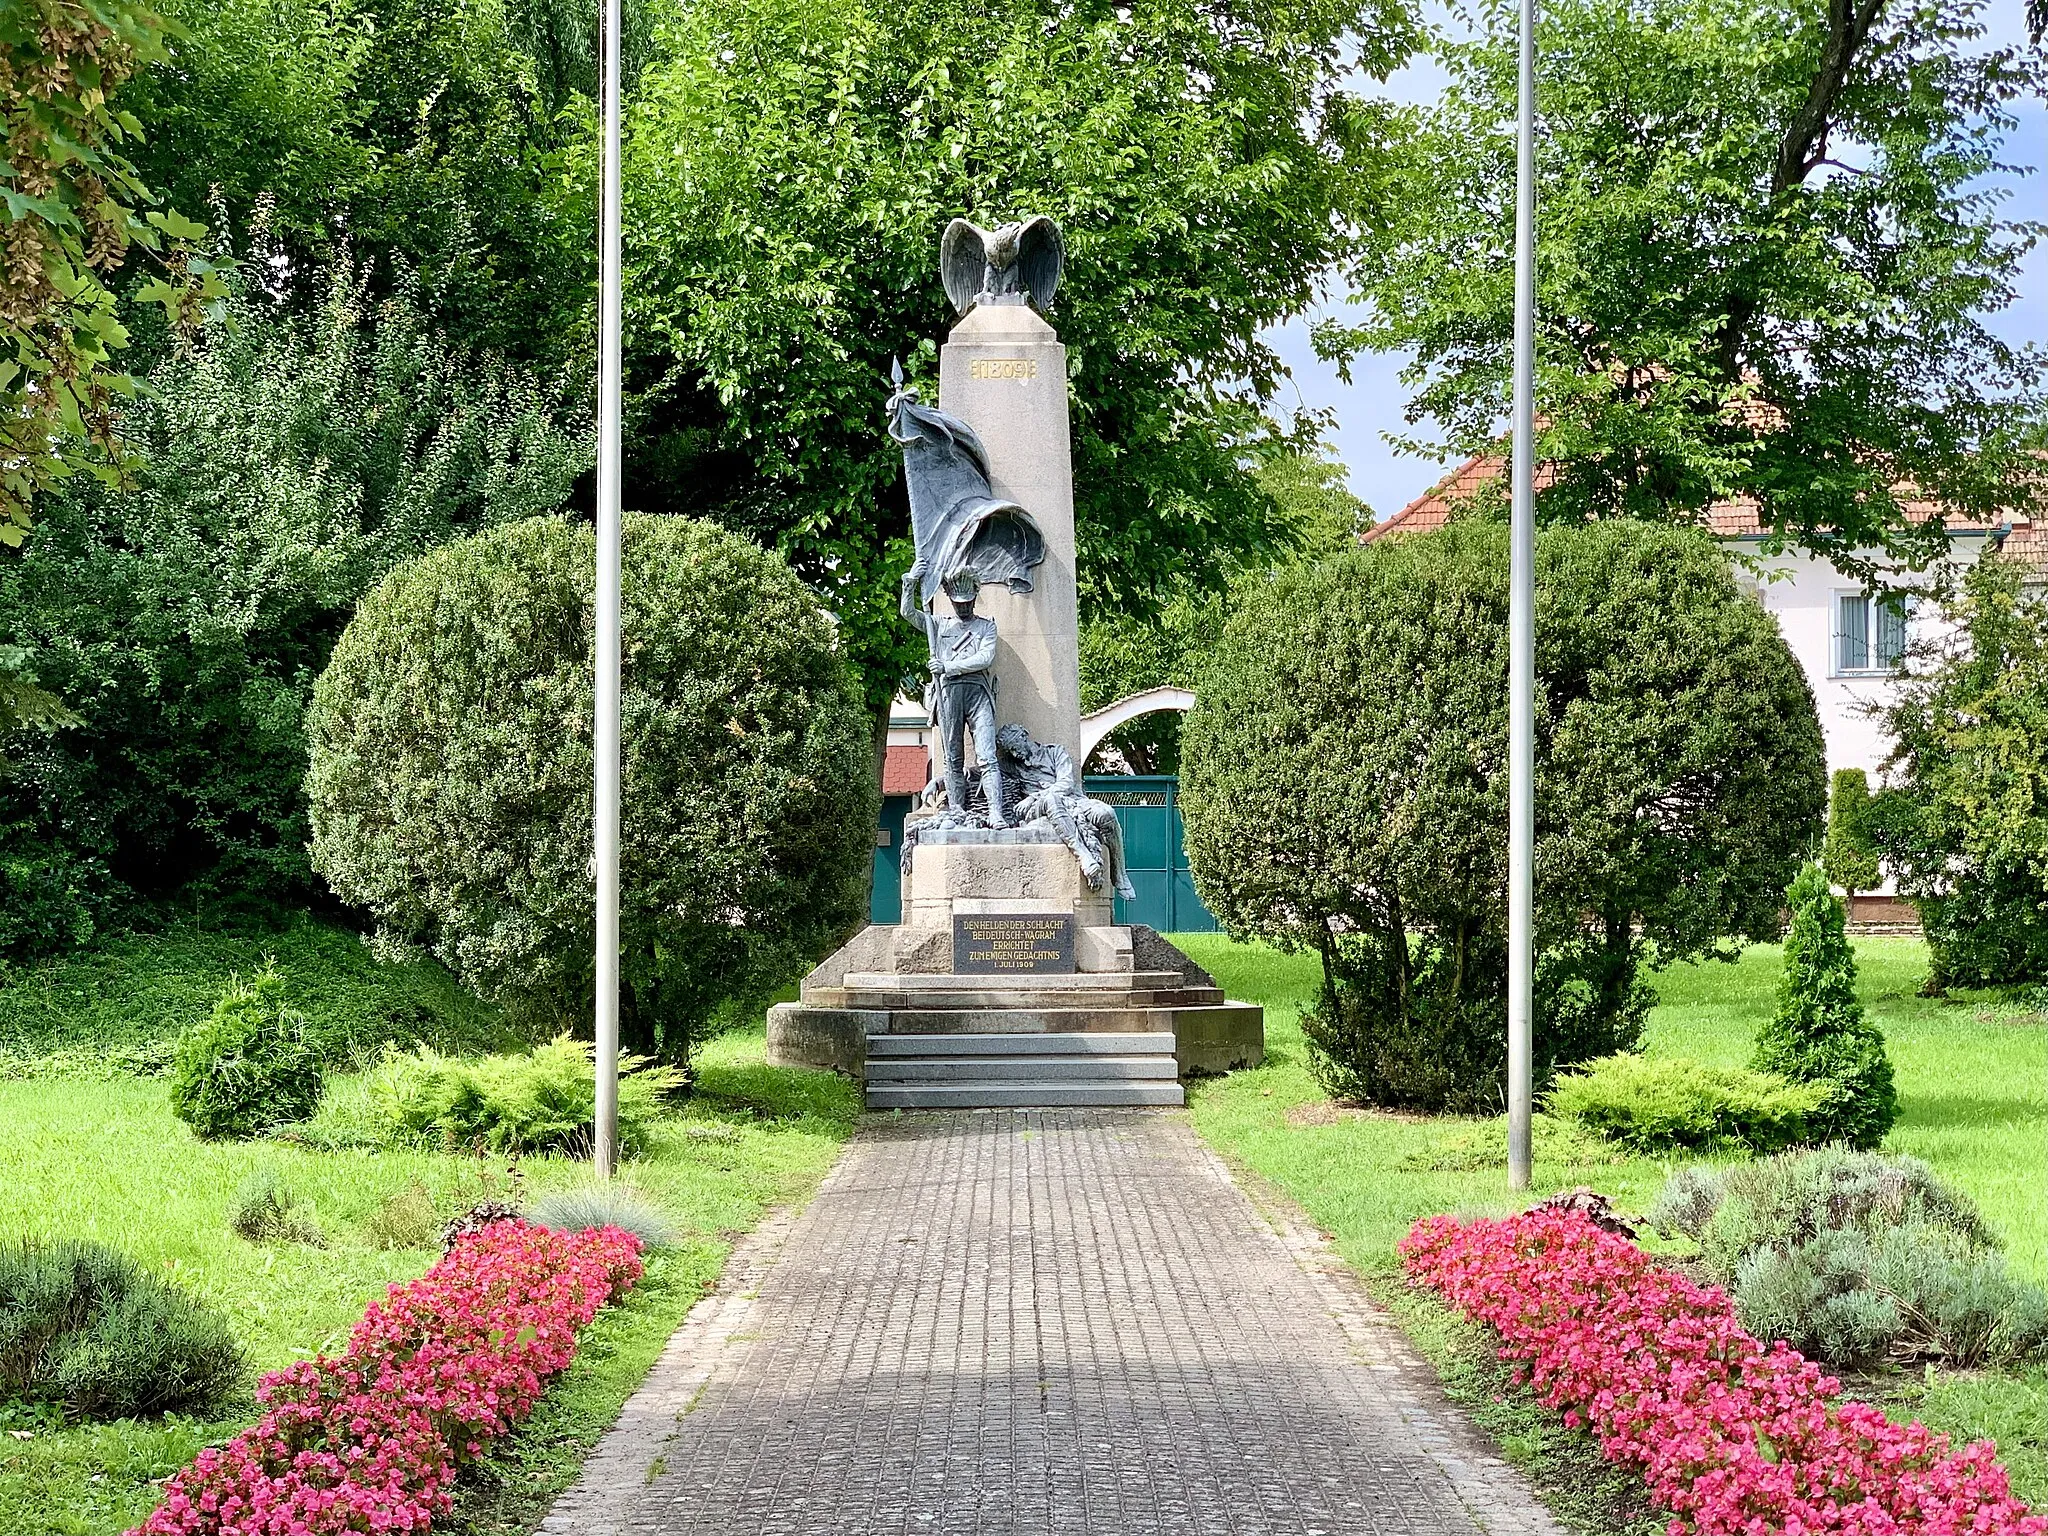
[[937, 304, 1082, 766]]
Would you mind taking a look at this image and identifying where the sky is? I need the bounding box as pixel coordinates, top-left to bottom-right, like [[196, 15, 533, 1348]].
[[1265, 0, 2048, 523]]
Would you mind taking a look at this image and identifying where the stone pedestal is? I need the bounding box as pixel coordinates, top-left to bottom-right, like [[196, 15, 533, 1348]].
[[767, 830, 1265, 1107], [938, 305, 1081, 766], [902, 824, 1112, 929]]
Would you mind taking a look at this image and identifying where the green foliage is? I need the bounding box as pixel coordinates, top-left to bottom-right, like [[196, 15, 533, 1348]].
[[1823, 768, 1882, 895], [1875, 556, 2048, 988], [359, 1183, 440, 1251], [1546, 1053, 1823, 1154], [225, 1171, 324, 1247], [1395, 1112, 1624, 1172], [1753, 864, 1898, 1149], [527, 1184, 676, 1249], [0, 1239, 243, 1419], [1733, 1223, 2048, 1368], [618, 0, 1415, 706], [0, 921, 527, 1072], [0, 260, 586, 954], [123, 0, 585, 365], [1332, 0, 2047, 569], [307, 514, 875, 1060], [0, 0, 225, 547], [0, 645, 77, 746], [1654, 1149, 2044, 1367], [167, 964, 323, 1140], [1077, 450, 1365, 773], [1076, 588, 1226, 774], [360, 1036, 681, 1158], [1256, 451, 1372, 560], [1179, 520, 1823, 1111], [1652, 1147, 1997, 1277]]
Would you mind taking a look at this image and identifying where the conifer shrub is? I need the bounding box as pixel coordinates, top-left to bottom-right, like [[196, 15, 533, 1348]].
[[1821, 768, 1881, 894], [168, 964, 324, 1140], [363, 1035, 681, 1157], [1546, 1054, 1823, 1154], [0, 1240, 244, 1418], [1752, 864, 1897, 1149], [1874, 553, 2048, 988]]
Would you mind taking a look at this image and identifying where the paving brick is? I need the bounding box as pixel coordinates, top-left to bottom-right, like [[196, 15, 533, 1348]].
[[539, 1110, 1563, 1536]]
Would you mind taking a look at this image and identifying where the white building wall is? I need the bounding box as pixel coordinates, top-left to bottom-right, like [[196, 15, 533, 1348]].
[[1732, 535, 1994, 787]]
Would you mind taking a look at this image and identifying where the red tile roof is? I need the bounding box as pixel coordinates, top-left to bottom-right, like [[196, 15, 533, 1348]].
[[1364, 452, 2004, 543], [882, 744, 929, 797], [2001, 518, 2048, 577]]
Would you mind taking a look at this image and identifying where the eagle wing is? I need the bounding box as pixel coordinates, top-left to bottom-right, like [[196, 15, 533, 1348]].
[[940, 219, 989, 315], [1014, 216, 1063, 312]]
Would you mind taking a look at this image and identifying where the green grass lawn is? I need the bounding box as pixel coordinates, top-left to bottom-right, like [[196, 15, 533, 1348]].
[[0, 927, 859, 1536], [1176, 932, 2048, 1517]]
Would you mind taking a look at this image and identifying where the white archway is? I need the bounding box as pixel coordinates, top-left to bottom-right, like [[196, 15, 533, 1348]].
[[1077, 685, 1196, 768]]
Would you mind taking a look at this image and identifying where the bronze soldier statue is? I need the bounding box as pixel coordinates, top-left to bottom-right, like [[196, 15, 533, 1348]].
[[902, 559, 1007, 829]]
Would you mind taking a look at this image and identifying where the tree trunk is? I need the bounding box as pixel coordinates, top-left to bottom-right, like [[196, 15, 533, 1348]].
[[1712, 0, 1888, 381]]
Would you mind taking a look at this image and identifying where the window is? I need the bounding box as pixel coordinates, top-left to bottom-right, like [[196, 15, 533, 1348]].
[[1835, 591, 1907, 675]]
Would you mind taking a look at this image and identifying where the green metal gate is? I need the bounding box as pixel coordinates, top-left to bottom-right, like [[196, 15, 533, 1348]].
[[1084, 775, 1218, 934], [870, 777, 1216, 932]]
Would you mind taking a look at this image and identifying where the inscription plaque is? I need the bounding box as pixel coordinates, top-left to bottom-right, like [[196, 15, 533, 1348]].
[[953, 912, 1075, 974], [968, 357, 1038, 381]]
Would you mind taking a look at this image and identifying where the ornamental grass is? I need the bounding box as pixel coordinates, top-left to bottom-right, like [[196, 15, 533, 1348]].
[[1402, 1206, 2043, 1536], [132, 1218, 643, 1536]]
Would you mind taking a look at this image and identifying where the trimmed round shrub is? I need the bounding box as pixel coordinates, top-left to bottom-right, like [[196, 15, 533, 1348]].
[[1752, 863, 1897, 1150], [307, 514, 876, 1062], [1180, 520, 1825, 1112], [0, 1239, 244, 1418], [1546, 1054, 1824, 1154], [168, 964, 324, 1140]]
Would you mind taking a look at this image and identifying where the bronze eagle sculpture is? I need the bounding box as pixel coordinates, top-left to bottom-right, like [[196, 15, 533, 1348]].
[[939, 216, 1064, 316]]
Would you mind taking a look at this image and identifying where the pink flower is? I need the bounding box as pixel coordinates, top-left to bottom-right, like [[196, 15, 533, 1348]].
[[1400, 1209, 2044, 1536], [130, 1222, 644, 1536]]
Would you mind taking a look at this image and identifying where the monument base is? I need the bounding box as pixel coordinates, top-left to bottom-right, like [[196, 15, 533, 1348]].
[[768, 899, 1266, 1108]]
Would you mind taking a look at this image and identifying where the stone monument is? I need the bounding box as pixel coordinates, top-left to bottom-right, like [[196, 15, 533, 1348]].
[[766, 216, 1264, 1108]]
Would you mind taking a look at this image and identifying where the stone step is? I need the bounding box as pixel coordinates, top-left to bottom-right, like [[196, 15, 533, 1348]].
[[829, 988, 1197, 1012], [866, 1081, 1186, 1110], [869, 1054, 1180, 1082], [845, 971, 1183, 992], [866, 1031, 1176, 1057]]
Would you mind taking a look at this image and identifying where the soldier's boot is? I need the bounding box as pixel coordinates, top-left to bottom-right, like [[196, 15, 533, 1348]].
[[984, 763, 1009, 829]]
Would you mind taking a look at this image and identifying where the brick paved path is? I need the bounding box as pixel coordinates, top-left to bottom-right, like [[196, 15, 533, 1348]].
[[541, 1110, 1561, 1536]]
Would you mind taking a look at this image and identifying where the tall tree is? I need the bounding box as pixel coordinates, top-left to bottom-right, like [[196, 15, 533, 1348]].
[[618, 0, 1416, 711], [118, 0, 588, 365], [1, 0, 222, 554], [1333, 0, 2047, 570]]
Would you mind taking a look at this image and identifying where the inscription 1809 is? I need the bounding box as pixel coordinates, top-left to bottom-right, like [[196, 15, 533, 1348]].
[[968, 357, 1038, 381], [953, 913, 1075, 974]]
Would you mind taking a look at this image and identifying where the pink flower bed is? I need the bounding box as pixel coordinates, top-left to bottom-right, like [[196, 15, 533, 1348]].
[[133, 1219, 643, 1536], [1402, 1207, 2044, 1536]]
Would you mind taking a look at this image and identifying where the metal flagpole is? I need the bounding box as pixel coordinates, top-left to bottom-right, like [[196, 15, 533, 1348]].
[[593, 0, 624, 1180], [1506, 0, 1538, 1194]]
